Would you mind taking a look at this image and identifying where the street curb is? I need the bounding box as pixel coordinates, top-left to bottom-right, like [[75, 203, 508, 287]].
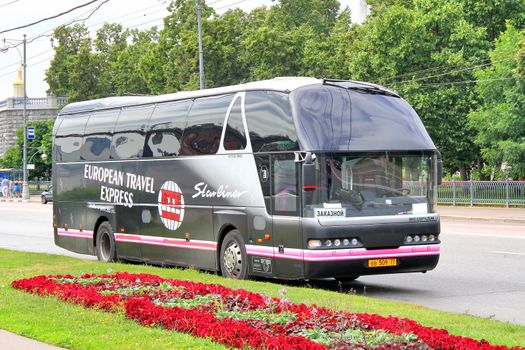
[[440, 214, 525, 224]]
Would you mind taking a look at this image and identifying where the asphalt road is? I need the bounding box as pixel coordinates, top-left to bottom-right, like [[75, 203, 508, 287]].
[[0, 201, 523, 325]]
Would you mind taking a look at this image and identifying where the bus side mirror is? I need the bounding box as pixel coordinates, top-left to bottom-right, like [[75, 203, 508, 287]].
[[303, 163, 317, 190], [437, 152, 443, 185]]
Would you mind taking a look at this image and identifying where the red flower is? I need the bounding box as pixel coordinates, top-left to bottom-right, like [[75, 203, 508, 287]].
[[11, 274, 523, 350]]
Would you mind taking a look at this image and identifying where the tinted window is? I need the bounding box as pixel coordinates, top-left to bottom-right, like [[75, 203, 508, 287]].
[[54, 113, 90, 162], [223, 97, 246, 151], [111, 104, 154, 159], [180, 95, 233, 155], [144, 100, 191, 158], [81, 109, 120, 161], [347, 92, 435, 150], [291, 84, 436, 151], [291, 85, 351, 151], [273, 155, 298, 215], [245, 91, 298, 152]]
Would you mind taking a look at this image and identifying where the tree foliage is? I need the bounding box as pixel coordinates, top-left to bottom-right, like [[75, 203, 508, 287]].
[[468, 25, 525, 179], [348, 0, 488, 178], [43, 0, 524, 178], [0, 120, 53, 180]]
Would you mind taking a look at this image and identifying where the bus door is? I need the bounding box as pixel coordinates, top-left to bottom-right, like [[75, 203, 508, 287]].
[[251, 154, 274, 277], [271, 154, 304, 278]]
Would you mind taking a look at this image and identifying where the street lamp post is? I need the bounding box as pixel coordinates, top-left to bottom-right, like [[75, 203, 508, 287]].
[[1, 35, 29, 201], [21, 34, 28, 201]]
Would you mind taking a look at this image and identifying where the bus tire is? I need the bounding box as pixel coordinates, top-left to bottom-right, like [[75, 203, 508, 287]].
[[220, 230, 249, 280], [95, 222, 117, 262]]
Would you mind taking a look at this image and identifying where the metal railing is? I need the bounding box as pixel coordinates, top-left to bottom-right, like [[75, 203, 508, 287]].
[[438, 180, 525, 207], [4, 179, 525, 207]]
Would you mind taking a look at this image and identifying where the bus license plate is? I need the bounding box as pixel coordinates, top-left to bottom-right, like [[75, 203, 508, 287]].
[[368, 258, 397, 268]]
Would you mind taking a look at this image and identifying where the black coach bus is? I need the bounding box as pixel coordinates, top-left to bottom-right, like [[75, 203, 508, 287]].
[[52, 77, 442, 280]]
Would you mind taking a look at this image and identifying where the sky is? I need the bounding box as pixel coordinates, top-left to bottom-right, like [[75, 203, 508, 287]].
[[0, 0, 361, 100]]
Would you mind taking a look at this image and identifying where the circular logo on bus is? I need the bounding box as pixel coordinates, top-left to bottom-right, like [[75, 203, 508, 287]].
[[158, 181, 185, 230]]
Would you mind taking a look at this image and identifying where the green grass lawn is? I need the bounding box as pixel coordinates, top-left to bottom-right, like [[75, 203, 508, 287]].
[[0, 248, 523, 349]]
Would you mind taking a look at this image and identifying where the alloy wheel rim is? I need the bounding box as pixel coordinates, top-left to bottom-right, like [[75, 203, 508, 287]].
[[224, 242, 241, 276]]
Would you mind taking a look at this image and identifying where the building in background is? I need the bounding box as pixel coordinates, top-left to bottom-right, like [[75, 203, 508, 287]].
[[349, 0, 370, 24], [0, 66, 66, 157]]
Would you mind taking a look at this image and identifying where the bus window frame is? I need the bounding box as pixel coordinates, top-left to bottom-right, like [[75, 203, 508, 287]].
[[218, 92, 253, 154]]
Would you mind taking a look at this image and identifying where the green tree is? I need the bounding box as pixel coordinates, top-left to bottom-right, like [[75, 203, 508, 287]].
[[300, 9, 354, 78], [94, 23, 130, 97], [46, 24, 100, 102], [0, 120, 53, 180], [459, 0, 525, 41], [272, 0, 340, 35], [0, 146, 21, 169], [347, 0, 488, 178], [468, 25, 525, 179], [114, 28, 158, 95], [368, 0, 525, 42]]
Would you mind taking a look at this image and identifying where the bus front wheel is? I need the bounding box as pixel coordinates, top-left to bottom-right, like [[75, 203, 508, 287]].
[[95, 222, 117, 262], [220, 230, 249, 280]]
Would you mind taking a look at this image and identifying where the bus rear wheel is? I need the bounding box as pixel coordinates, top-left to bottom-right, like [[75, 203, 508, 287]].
[[220, 230, 249, 280], [95, 222, 117, 262]]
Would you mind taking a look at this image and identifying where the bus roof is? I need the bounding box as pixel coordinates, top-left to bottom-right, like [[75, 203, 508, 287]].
[[59, 77, 397, 114]]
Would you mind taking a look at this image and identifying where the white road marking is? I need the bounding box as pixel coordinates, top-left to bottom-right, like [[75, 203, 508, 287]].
[[490, 251, 525, 256], [444, 232, 525, 240]]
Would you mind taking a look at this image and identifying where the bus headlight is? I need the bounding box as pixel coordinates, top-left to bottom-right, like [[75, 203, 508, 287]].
[[324, 239, 332, 247], [343, 238, 350, 246], [429, 235, 436, 242], [334, 239, 341, 247], [308, 240, 322, 248]]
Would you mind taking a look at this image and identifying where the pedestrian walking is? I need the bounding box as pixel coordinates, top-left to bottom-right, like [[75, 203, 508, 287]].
[[1, 177, 8, 198], [13, 180, 21, 198]]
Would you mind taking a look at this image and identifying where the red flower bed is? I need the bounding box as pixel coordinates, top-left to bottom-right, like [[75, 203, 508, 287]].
[[11, 273, 523, 350]]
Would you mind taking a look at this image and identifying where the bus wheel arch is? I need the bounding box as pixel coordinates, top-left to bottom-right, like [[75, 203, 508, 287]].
[[92, 216, 109, 248], [217, 224, 235, 270], [94, 218, 117, 262], [219, 228, 249, 280]]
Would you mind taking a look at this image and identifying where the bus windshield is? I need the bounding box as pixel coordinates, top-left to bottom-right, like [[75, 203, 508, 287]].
[[303, 152, 435, 218]]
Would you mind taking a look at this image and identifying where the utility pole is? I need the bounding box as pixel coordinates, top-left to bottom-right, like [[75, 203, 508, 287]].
[[21, 34, 29, 201], [196, 0, 205, 90]]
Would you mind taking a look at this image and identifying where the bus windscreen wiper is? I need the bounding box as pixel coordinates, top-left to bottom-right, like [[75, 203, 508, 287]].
[[322, 79, 400, 98]]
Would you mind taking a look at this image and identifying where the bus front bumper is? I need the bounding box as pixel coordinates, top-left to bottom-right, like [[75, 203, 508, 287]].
[[302, 244, 440, 279]]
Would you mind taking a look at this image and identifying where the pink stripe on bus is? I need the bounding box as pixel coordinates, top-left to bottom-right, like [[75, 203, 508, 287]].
[[246, 244, 440, 262], [57, 229, 93, 239], [114, 233, 217, 251]]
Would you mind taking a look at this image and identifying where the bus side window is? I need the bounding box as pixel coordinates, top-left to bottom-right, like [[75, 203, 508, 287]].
[[54, 112, 90, 162], [273, 156, 298, 215], [245, 91, 298, 153], [180, 95, 233, 156], [111, 105, 154, 160], [223, 97, 247, 151], [81, 109, 120, 161], [143, 100, 191, 158]]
